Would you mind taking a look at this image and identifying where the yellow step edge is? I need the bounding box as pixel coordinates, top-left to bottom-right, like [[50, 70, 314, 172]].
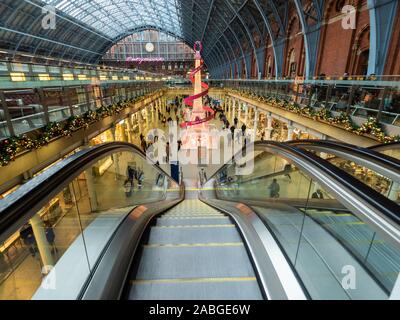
[[159, 216, 228, 220], [152, 224, 236, 229]]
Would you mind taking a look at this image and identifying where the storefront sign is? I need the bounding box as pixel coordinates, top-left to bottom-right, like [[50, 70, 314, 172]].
[[126, 57, 165, 64]]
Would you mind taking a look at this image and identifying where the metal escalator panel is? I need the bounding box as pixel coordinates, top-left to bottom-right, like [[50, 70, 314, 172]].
[[0, 142, 182, 300], [126, 200, 263, 300], [204, 141, 400, 300]]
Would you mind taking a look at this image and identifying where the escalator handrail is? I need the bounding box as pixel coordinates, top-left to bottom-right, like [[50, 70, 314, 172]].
[[368, 141, 400, 152], [288, 140, 400, 182], [205, 140, 400, 244], [289, 139, 400, 169], [0, 142, 177, 243]]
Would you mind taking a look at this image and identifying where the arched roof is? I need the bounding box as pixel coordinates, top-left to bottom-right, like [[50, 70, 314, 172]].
[[0, 0, 336, 77], [43, 0, 183, 39]]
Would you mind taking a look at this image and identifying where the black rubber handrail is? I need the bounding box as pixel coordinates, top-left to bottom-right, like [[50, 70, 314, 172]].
[[205, 141, 400, 232], [289, 139, 400, 169], [369, 141, 400, 153], [0, 142, 177, 243]]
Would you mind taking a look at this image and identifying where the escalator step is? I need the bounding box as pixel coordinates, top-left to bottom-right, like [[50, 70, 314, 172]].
[[157, 217, 231, 226], [128, 277, 262, 300], [147, 225, 241, 244], [133, 246, 256, 280]]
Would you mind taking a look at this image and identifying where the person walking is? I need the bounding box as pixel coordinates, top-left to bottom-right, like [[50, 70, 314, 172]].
[[124, 180, 133, 197], [44, 221, 58, 255], [136, 168, 144, 190]]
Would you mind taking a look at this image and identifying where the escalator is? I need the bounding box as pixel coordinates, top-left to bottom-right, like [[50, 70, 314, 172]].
[[369, 141, 400, 160], [202, 141, 400, 300], [125, 199, 263, 300], [0, 141, 399, 300]]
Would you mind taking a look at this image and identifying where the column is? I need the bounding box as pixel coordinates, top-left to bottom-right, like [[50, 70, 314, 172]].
[[266, 113, 273, 140], [245, 105, 249, 126], [286, 122, 294, 141], [138, 110, 144, 134], [253, 108, 259, 139], [145, 106, 150, 128], [30, 214, 54, 269], [231, 100, 236, 123], [111, 126, 122, 178], [126, 118, 133, 143], [155, 102, 159, 126], [151, 104, 155, 124], [84, 168, 98, 212], [237, 101, 241, 123]]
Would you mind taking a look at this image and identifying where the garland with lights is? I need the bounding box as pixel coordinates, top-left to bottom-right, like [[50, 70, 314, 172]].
[[227, 89, 400, 144], [0, 90, 163, 167]]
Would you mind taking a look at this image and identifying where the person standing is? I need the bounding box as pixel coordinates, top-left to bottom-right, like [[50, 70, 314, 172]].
[[260, 130, 265, 141], [312, 189, 324, 199], [141, 139, 147, 152], [165, 142, 170, 163], [230, 125, 235, 140], [234, 117, 238, 127], [268, 179, 280, 198], [283, 163, 292, 182], [241, 123, 247, 136], [199, 168, 207, 185]]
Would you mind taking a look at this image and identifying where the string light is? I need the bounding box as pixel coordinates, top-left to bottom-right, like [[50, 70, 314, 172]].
[[0, 90, 164, 167]]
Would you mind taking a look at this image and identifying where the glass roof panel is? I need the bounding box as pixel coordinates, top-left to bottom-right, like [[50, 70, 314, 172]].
[[43, 0, 183, 39]]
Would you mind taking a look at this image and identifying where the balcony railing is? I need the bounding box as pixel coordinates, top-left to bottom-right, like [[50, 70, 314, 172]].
[[0, 83, 164, 141], [208, 79, 400, 127]]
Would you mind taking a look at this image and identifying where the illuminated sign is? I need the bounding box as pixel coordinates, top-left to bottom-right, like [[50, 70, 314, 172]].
[[126, 57, 165, 64]]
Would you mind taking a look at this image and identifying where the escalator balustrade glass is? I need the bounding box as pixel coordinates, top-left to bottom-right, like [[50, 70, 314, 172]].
[[0, 149, 180, 300], [214, 149, 400, 300], [316, 152, 399, 202]]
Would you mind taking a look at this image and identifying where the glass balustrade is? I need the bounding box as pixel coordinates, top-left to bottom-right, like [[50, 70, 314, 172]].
[[0, 149, 180, 300], [211, 147, 400, 300], [209, 79, 400, 127]]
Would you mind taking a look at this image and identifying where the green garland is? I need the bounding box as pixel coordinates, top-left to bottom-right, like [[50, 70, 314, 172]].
[[229, 89, 400, 144], [0, 90, 163, 167]]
